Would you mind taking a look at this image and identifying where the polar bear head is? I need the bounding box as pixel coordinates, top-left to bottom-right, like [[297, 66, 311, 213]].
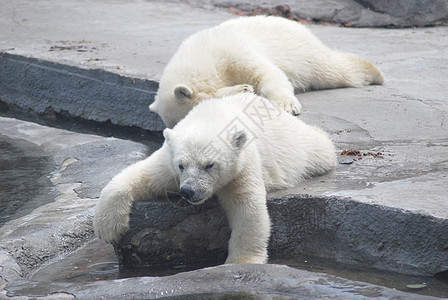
[[163, 126, 247, 205], [150, 84, 196, 129]]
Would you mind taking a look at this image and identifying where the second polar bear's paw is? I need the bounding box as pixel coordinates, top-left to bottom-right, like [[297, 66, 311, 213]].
[[274, 95, 302, 115], [93, 210, 130, 244], [288, 101, 302, 116], [216, 84, 254, 97], [236, 84, 254, 94]]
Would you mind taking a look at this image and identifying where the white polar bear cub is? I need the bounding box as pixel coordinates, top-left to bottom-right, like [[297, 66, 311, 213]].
[[94, 93, 337, 264], [150, 15, 385, 128]]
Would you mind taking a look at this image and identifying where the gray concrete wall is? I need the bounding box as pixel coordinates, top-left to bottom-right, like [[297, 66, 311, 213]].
[[0, 53, 164, 131]]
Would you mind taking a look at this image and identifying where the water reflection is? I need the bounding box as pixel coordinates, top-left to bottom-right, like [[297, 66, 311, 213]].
[[31, 238, 221, 282], [270, 255, 448, 298], [30, 239, 118, 282], [29, 237, 448, 298]]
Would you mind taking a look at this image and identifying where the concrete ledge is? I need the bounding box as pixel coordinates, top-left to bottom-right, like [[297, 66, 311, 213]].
[[115, 194, 448, 277], [269, 195, 448, 276], [0, 53, 164, 131]]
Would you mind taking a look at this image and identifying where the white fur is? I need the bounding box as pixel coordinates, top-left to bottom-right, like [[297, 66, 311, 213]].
[[94, 93, 337, 264], [150, 15, 384, 128]]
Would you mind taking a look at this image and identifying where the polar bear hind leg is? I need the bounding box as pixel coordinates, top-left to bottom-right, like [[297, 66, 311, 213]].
[[302, 51, 385, 91]]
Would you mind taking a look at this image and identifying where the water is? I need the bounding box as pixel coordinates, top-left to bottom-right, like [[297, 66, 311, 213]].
[[0, 135, 55, 226], [28, 238, 448, 298], [30, 238, 220, 282], [29, 239, 119, 283], [270, 256, 448, 298]]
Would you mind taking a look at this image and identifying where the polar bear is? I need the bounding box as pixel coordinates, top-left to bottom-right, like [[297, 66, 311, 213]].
[[94, 93, 337, 264], [150, 15, 385, 128]]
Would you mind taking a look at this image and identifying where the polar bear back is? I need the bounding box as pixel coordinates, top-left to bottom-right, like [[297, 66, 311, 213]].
[[163, 16, 331, 88], [154, 15, 384, 128]]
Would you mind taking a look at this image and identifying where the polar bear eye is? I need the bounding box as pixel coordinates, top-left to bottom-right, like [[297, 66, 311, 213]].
[[205, 163, 214, 170], [178, 164, 184, 171]]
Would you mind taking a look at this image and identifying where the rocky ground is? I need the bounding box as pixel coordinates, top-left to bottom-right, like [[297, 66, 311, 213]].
[[183, 0, 448, 27]]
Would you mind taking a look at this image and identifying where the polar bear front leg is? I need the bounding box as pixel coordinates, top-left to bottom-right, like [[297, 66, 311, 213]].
[[217, 175, 271, 264], [252, 62, 302, 115], [94, 144, 177, 243], [215, 84, 254, 97]]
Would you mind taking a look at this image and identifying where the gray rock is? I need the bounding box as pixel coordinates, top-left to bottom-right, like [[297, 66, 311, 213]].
[[116, 197, 229, 268], [116, 194, 448, 276], [0, 116, 150, 276], [0, 53, 164, 131], [67, 263, 438, 300], [356, 0, 448, 26], [211, 0, 448, 27]]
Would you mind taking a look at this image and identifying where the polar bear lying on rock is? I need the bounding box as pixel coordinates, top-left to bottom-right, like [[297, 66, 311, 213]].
[[94, 93, 337, 264], [150, 15, 384, 128]]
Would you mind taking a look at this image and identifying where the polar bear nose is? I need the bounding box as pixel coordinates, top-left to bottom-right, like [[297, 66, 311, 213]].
[[180, 186, 195, 200]]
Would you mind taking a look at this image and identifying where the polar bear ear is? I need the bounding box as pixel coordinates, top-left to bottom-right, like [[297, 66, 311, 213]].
[[230, 130, 247, 150], [174, 84, 192, 101], [149, 101, 158, 113], [163, 128, 175, 146]]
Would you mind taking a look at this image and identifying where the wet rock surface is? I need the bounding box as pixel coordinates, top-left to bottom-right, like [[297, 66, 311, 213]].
[[0, 117, 151, 276], [65, 264, 440, 299], [0, 135, 55, 226]]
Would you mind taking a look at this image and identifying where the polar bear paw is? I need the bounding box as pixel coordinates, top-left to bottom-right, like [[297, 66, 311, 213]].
[[93, 204, 130, 243], [236, 84, 254, 94], [216, 84, 254, 97], [275, 95, 302, 115]]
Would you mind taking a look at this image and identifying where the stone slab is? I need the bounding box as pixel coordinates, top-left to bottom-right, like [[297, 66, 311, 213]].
[[0, 0, 232, 131], [65, 264, 441, 299], [116, 193, 448, 276], [0, 117, 151, 276], [0, 116, 148, 299], [6, 263, 441, 299], [0, 0, 231, 80], [207, 0, 448, 27]]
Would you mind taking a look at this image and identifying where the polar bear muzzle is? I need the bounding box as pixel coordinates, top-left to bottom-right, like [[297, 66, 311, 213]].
[[180, 184, 207, 205]]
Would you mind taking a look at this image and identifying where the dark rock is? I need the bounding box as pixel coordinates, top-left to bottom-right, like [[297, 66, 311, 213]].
[[213, 0, 448, 27], [115, 194, 448, 276], [68, 263, 437, 300], [115, 197, 229, 268], [0, 53, 165, 132], [356, 0, 448, 27]]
